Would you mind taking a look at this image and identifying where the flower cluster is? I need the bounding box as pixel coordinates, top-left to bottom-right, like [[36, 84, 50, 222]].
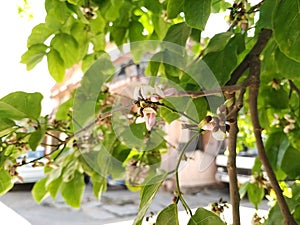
[[210, 197, 229, 216], [134, 85, 175, 131], [272, 113, 296, 133], [200, 104, 230, 141]]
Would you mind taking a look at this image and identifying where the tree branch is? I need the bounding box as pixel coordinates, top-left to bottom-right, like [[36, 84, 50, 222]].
[[289, 79, 300, 97], [248, 56, 297, 225], [248, 0, 265, 14], [225, 94, 241, 225], [176, 78, 252, 98]]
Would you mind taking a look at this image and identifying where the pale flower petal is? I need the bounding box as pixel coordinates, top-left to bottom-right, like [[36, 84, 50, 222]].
[[145, 112, 156, 131], [202, 123, 214, 131], [136, 116, 145, 124], [212, 129, 226, 141], [143, 107, 157, 114]]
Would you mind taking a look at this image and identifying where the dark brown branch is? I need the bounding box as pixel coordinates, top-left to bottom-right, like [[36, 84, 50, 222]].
[[289, 79, 300, 97], [226, 29, 273, 85], [225, 90, 246, 225], [248, 0, 265, 14], [248, 57, 297, 225]]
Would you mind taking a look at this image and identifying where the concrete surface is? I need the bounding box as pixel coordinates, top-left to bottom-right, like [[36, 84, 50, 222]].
[[0, 183, 269, 225]]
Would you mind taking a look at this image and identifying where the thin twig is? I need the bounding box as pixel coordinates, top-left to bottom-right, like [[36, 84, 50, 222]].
[[177, 78, 252, 99], [289, 80, 300, 97], [248, 0, 265, 14]]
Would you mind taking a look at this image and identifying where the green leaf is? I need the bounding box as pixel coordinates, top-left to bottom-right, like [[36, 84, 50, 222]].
[[32, 177, 48, 203], [261, 86, 289, 109], [118, 122, 147, 150], [0, 169, 13, 196], [55, 97, 73, 120], [91, 33, 106, 52], [203, 34, 244, 86], [211, 0, 231, 13], [163, 22, 191, 46], [73, 53, 115, 131], [288, 129, 300, 150], [281, 146, 300, 179], [275, 47, 300, 80], [100, 0, 123, 21], [186, 97, 208, 123], [50, 33, 79, 68], [239, 181, 250, 199], [187, 207, 225, 225], [265, 131, 289, 170], [202, 48, 236, 86], [247, 183, 265, 209], [81, 53, 98, 73], [260, 39, 278, 78], [148, 51, 164, 76], [162, 50, 185, 82], [21, 44, 48, 70], [133, 173, 167, 225], [156, 204, 179, 225], [27, 23, 54, 47], [256, 0, 278, 30], [66, 0, 81, 4], [45, 1, 71, 30], [91, 173, 107, 200], [89, 12, 106, 34], [190, 28, 202, 42], [29, 129, 46, 150], [265, 204, 282, 225], [204, 32, 233, 55], [61, 171, 85, 208], [48, 176, 62, 200], [129, 21, 146, 62], [144, 0, 162, 14], [0, 92, 43, 120], [293, 205, 300, 223], [71, 22, 90, 58], [160, 99, 181, 124], [47, 49, 65, 82], [274, 0, 300, 62], [110, 27, 127, 47], [252, 157, 262, 174], [184, 0, 212, 30], [167, 0, 183, 19], [0, 119, 15, 131], [152, 15, 170, 40]]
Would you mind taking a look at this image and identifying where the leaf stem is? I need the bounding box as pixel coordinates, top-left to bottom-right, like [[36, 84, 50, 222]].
[[174, 133, 199, 216]]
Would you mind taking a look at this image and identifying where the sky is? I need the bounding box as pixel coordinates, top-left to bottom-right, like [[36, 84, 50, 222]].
[[0, 1, 55, 115]]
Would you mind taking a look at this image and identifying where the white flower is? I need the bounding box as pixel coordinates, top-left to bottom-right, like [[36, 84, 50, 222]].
[[133, 85, 175, 131], [212, 128, 227, 141], [136, 107, 157, 131], [133, 85, 175, 101], [284, 123, 295, 134], [284, 114, 296, 123]]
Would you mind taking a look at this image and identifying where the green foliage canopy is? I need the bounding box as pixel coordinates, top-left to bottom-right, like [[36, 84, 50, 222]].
[[1, 0, 300, 224]]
